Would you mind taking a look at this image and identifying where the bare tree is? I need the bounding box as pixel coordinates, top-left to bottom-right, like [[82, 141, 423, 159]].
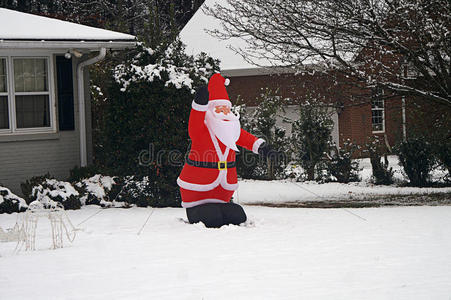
[[1, 0, 205, 46], [204, 0, 451, 107]]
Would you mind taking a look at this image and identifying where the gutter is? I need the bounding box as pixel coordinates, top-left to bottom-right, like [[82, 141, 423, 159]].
[[77, 47, 106, 167], [0, 40, 136, 50]]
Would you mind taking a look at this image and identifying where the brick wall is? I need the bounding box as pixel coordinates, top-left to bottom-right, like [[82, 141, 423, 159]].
[[224, 71, 405, 154]]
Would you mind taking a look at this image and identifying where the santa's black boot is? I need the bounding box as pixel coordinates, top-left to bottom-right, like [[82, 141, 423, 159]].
[[186, 203, 224, 228], [220, 203, 247, 225]]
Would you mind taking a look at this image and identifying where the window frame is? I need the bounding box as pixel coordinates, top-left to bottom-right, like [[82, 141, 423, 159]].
[[0, 57, 10, 131], [371, 88, 385, 133], [0, 54, 56, 135]]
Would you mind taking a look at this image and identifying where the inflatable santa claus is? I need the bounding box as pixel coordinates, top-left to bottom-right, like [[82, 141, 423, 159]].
[[177, 73, 276, 228]]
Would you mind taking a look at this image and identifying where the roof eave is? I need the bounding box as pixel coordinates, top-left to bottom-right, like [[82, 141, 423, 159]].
[[0, 39, 137, 50]]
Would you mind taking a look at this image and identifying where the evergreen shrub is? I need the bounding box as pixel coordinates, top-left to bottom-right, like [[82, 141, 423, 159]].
[[20, 173, 53, 204], [395, 137, 435, 187], [31, 179, 81, 210], [365, 136, 394, 185], [291, 98, 334, 181], [0, 186, 28, 214], [325, 140, 361, 183], [96, 40, 219, 207]]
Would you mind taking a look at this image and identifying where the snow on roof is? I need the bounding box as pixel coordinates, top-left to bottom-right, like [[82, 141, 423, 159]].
[[179, 0, 271, 71], [0, 8, 135, 42]]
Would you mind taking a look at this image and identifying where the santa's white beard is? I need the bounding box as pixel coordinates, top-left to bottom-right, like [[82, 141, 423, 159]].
[[205, 105, 241, 152]]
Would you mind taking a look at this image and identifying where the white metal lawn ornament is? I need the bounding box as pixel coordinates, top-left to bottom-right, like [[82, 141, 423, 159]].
[[0, 223, 23, 243], [13, 199, 79, 251]]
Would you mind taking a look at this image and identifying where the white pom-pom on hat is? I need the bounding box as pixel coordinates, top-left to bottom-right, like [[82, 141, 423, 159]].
[[224, 78, 230, 86]]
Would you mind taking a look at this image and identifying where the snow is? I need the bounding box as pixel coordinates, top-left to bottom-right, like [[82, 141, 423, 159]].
[[236, 180, 451, 204], [238, 156, 451, 204], [76, 175, 116, 206], [0, 187, 27, 209], [1, 205, 451, 299], [1, 155, 450, 298], [33, 179, 79, 202], [0, 8, 135, 41]]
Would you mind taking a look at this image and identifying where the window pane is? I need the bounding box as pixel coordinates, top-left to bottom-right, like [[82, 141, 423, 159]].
[[0, 96, 9, 129], [14, 58, 48, 92], [15, 95, 50, 128], [372, 109, 383, 131], [0, 59, 6, 93]]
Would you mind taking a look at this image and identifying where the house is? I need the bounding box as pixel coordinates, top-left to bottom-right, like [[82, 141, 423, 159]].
[[179, 0, 408, 152], [0, 8, 136, 195]]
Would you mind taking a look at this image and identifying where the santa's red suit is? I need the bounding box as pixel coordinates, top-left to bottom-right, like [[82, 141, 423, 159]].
[[177, 74, 265, 208]]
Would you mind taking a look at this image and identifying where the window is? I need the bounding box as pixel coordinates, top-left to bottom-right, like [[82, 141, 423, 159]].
[[371, 87, 385, 132], [0, 56, 54, 134], [14, 58, 50, 128]]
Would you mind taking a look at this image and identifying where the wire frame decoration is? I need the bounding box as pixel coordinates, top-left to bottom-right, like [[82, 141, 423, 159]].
[[0, 199, 79, 252]]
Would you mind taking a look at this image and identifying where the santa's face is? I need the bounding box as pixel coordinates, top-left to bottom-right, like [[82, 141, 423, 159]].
[[215, 105, 231, 115], [205, 100, 241, 151], [210, 103, 239, 121]]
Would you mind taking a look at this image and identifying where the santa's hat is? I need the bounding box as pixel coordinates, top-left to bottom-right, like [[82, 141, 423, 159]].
[[208, 73, 230, 102]]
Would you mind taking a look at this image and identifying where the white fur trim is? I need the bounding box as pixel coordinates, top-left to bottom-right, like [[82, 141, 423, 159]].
[[224, 78, 230, 86], [177, 170, 239, 192], [182, 198, 227, 208], [177, 175, 222, 192], [252, 138, 266, 154], [192, 101, 208, 111], [221, 180, 239, 190], [208, 99, 232, 108]]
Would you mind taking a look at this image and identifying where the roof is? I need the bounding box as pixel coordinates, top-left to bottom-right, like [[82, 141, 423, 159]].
[[0, 8, 136, 50], [179, 0, 270, 71]]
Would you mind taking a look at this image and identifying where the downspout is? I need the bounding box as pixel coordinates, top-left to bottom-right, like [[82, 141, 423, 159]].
[[77, 48, 107, 167], [402, 95, 407, 141]]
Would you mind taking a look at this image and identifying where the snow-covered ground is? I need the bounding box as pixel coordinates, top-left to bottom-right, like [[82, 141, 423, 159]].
[[236, 156, 450, 205], [236, 180, 451, 205], [1, 205, 451, 299]]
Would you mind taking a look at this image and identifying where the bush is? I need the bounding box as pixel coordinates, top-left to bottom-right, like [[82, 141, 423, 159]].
[[433, 138, 451, 180], [20, 173, 53, 204], [365, 136, 394, 185], [284, 163, 305, 181], [0, 186, 28, 214], [395, 137, 436, 187], [75, 174, 121, 207], [291, 99, 334, 181], [96, 40, 219, 207], [325, 140, 361, 183], [115, 176, 153, 207], [234, 89, 290, 180], [67, 165, 103, 183], [31, 179, 81, 210]]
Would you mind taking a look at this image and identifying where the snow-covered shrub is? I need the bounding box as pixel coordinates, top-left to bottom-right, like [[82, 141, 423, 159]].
[[284, 163, 305, 182], [433, 139, 451, 181], [0, 186, 28, 214], [236, 89, 290, 180], [291, 98, 334, 181], [75, 175, 120, 207], [20, 173, 52, 204], [67, 165, 100, 183], [395, 138, 436, 187], [114, 176, 153, 207], [364, 136, 394, 185], [325, 140, 361, 183], [97, 40, 219, 207], [31, 179, 80, 210]]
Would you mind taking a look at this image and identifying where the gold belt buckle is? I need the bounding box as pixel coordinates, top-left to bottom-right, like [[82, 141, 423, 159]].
[[218, 161, 227, 170]]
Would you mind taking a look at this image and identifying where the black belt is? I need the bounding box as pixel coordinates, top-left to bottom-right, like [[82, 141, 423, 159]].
[[186, 158, 236, 170]]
